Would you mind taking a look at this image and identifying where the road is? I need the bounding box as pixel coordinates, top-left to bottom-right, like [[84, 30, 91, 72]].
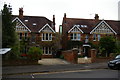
[[2, 69, 120, 79]]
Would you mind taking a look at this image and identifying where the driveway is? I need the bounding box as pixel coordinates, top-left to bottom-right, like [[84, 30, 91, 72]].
[[38, 58, 70, 65]]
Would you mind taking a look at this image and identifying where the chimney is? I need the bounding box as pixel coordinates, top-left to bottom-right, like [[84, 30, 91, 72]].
[[19, 8, 23, 18], [63, 13, 67, 23], [53, 15, 55, 25], [52, 15, 55, 30], [94, 14, 99, 20]]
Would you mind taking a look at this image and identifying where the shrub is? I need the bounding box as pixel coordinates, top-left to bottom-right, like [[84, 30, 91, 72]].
[[60, 55, 64, 59], [27, 47, 43, 60]]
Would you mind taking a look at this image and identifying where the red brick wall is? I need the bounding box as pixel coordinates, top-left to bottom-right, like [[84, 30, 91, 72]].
[[90, 49, 113, 63], [62, 49, 78, 64]]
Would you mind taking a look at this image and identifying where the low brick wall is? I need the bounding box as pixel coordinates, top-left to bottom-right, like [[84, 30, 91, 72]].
[[62, 49, 78, 64], [93, 57, 113, 63]]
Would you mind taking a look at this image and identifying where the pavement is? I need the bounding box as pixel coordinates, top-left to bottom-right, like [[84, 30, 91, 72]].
[[2, 58, 109, 75]]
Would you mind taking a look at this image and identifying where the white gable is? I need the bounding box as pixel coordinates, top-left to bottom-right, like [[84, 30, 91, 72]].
[[68, 25, 84, 33], [12, 17, 31, 32], [38, 24, 55, 33], [90, 20, 117, 35]]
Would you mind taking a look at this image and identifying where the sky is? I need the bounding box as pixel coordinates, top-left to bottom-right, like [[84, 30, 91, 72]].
[[0, 0, 120, 31]]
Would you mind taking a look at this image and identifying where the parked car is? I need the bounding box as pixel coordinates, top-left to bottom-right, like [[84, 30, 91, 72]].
[[108, 55, 120, 70]]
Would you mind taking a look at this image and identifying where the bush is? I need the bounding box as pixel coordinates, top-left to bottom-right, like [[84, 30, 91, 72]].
[[60, 55, 64, 59], [27, 47, 43, 60]]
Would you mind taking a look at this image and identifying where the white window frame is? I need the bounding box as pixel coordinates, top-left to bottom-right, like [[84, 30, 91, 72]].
[[71, 33, 81, 41], [43, 47, 52, 55], [42, 33, 52, 41]]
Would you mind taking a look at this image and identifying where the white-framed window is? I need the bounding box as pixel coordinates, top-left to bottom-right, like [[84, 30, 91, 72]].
[[97, 34, 101, 41], [42, 33, 52, 41], [43, 47, 52, 55], [93, 34, 96, 41], [70, 33, 81, 41]]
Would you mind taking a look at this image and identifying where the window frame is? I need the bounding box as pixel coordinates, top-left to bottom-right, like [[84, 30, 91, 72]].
[[43, 47, 52, 55], [70, 33, 81, 41], [42, 33, 52, 41]]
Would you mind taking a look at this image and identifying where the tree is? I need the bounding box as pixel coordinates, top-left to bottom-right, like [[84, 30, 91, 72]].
[[114, 40, 120, 55], [2, 4, 16, 48], [2, 4, 20, 59], [99, 36, 116, 57]]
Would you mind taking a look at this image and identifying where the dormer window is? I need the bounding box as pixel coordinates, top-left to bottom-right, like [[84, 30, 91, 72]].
[[33, 23, 36, 26], [24, 20, 28, 22], [80, 25, 87, 28]]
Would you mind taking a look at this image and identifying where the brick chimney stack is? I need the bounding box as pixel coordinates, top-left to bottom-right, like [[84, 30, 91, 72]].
[[63, 13, 67, 23], [19, 8, 23, 18], [53, 15, 55, 30], [53, 15, 55, 25], [94, 14, 99, 20]]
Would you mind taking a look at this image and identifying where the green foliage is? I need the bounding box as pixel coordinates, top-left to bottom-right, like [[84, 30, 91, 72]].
[[27, 47, 43, 60], [2, 4, 16, 48], [115, 40, 120, 54], [78, 55, 84, 58], [52, 32, 61, 53], [60, 55, 64, 59], [88, 42, 98, 49], [2, 4, 20, 59], [99, 36, 116, 57], [20, 38, 29, 54]]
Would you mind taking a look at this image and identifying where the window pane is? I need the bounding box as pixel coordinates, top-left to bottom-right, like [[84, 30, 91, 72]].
[[46, 33, 48, 40], [49, 33, 52, 40], [74, 33, 77, 39], [42, 33, 44, 40], [45, 47, 48, 54], [93, 34, 96, 41], [25, 33, 27, 40], [98, 34, 101, 41], [70, 34, 73, 40], [77, 34, 80, 40], [20, 33, 22, 40]]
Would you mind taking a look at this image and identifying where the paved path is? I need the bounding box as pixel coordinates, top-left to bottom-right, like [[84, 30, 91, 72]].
[[38, 58, 70, 65]]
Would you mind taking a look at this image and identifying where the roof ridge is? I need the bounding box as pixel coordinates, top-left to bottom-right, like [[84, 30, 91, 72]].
[[12, 15, 46, 18], [66, 17, 120, 22]]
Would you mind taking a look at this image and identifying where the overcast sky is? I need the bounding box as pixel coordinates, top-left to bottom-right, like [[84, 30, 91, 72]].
[[0, 0, 120, 31]]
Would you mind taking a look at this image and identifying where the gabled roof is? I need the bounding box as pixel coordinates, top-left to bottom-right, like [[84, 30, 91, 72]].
[[62, 17, 120, 34], [90, 20, 117, 35], [12, 15, 55, 33], [12, 17, 31, 32], [68, 25, 84, 33], [38, 23, 55, 33]]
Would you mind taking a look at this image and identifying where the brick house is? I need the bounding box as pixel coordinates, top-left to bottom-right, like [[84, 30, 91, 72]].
[[12, 8, 56, 58], [61, 13, 120, 57]]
